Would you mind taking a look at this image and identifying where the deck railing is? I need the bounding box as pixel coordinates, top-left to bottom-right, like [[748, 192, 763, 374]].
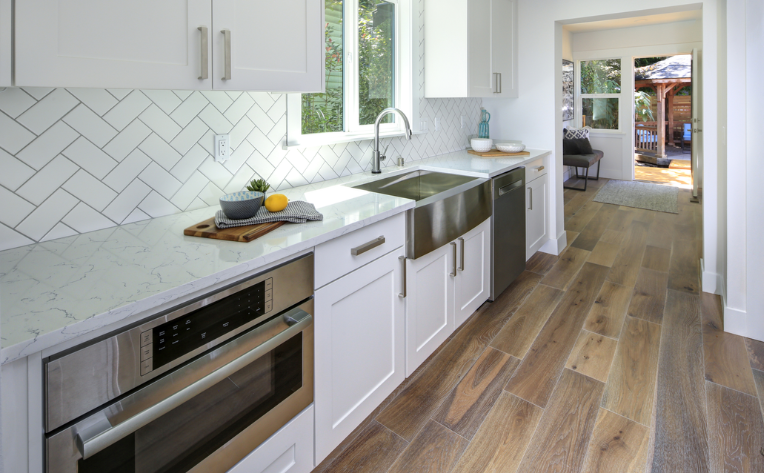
[[635, 124, 658, 152]]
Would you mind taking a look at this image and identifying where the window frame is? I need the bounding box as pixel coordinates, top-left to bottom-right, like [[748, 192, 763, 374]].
[[286, 0, 414, 148], [576, 58, 622, 132]]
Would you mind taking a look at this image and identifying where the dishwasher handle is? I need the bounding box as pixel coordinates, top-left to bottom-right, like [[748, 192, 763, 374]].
[[498, 179, 524, 197]]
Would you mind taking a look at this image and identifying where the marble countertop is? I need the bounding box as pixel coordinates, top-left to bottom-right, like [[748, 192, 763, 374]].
[[0, 147, 550, 364]]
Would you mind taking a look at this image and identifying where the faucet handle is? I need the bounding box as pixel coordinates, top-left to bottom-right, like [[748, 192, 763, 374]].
[[380, 144, 390, 161]]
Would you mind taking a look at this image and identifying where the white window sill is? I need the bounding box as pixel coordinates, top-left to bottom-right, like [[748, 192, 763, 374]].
[[285, 129, 427, 149], [588, 130, 626, 135]]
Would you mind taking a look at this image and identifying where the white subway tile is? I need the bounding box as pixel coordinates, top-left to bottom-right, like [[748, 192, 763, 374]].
[[0, 88, 36, 118], [16, 89, 78, 134], [198, 156, 234, 189], [107, 89, 133, 100], [223, 164, 255, 194], [170, 171, 208, 210], [229, 116, 254, 150], [16, 155, 79, 205], [0, 149, 36, 191], [102, 180, 151, 223], [284, 168, 309, 188], [201, 91, 233, 114], [21, 87, 54, 100], [40, 222, 77, 242], [16, 122, 78, 170], [186, 198, 209, 212], [246, 103, 275, 134], [62, 104, 118, 147], [122, 208, 150, 225], [138, 162, 181, 199], [246, 150, 275, 181], [0, 223, 34, 251], [170, 91, 208, 127], [170, 144, 209, 182], [103, 90, 151, 130], [103, 149, 151, 192], [0, 186, 35, 227], [0, 112, 36, 155], [16, 189, 78, 241], [138, 133, 182, 171], [198, 181, 225, 206], [224, 140, 254, 175], [170, 117, 208, 155], [62, 170, 118, 212], [198, 104, 233, 134], [66, 88, 118, 116], [62, 137, 118, 179], [62, 203, 116, 233], [172, 90, 193, 100], [103, 119, 151, 162], [224, 92, 255, 124], [142, 90, 182, 114], [138, 191, 180, 218], [138, 104, 181, 142]]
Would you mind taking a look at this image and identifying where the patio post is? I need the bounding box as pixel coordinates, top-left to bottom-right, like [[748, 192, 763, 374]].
[[657, 83, 666, 157]]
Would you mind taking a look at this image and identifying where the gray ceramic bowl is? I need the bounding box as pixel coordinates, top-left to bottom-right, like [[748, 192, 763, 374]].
[[219, 191, 264, 220]]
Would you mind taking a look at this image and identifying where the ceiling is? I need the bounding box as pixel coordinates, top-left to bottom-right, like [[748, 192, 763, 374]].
[[564, 10, 702, 33]]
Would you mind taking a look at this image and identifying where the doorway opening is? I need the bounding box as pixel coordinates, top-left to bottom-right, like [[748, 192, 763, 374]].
[[633, 55, 693, 188]]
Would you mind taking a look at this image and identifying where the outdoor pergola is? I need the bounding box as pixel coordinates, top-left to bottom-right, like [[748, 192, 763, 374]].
[[634, 55, 692, 157]]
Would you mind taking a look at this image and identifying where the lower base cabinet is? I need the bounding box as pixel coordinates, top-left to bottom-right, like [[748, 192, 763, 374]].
[[314, 248, 406, 465], [526, 172, 548, 260], [227, 405, 314, 473]]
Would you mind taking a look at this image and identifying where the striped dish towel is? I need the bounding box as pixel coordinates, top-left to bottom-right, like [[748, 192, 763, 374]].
[[215, 201, 323, 228]]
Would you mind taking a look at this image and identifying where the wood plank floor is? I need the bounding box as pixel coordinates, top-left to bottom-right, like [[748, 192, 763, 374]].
[[313, 178, 764, 473]]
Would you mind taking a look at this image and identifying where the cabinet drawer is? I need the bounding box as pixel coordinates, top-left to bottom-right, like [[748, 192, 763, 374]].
[[314, 213, 405, 289], [525, 157, 548, 183]]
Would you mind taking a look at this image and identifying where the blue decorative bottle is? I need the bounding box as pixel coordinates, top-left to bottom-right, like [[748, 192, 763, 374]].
[[478, 108, 490, 139]]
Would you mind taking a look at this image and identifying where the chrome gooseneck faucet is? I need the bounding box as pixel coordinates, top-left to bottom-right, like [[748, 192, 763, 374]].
[[372, 108, 413, 174]]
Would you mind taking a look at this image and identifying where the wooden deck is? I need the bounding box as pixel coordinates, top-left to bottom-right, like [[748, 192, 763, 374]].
[[635, 159, 692, 189], [312, 178, 764, 473]]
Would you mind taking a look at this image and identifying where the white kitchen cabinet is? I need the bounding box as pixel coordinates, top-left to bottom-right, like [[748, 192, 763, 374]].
[[424, 0, 517, 98], [314, 248, 405, 465], [526, 173, 548, 260], [404, 239, 455, 376], [454, 217, 491, 327], [0, 0, 10, 86], [14, 0, 323, 91], [227, 405, 314, 473]]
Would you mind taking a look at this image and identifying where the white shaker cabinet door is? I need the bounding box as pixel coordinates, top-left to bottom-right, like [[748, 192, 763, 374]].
[[212, 0, 324, 92], [467, 0, 493, 97], [454, 217, 490, 327], [15, 0, 212, 89], [491, 0, 518, 98], [314, 248, 405, 465], [526, 173, 548, 260], [404, 242, 455, 377]]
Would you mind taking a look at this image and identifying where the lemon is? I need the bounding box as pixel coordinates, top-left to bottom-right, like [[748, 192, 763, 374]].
[[264, 194, 288, 212]]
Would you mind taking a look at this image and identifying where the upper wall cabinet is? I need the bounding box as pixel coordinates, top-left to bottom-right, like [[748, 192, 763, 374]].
[[0, 0, 10, 86], [424, 0, 517, 98], [14, 0, 324, 92]]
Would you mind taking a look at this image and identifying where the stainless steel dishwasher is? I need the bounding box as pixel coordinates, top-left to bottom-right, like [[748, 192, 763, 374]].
[[490, 167, 526, 301]]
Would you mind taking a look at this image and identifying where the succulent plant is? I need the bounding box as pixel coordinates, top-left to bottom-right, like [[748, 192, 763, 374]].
[[246, 178, 271, 193]]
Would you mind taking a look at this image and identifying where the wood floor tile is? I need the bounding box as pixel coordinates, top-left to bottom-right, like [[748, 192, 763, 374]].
[[584, 281, 632, 339], [566, 202, 604, 233], [608, 209, 636, 232], [387, 420, 469, 473], [607, 221, 649, 288], [572, 204, 620, 251], [451, 392, 542, 473], [599, 228, 626, 246], [645, 214, 675, 250], [541, 246, 591, 290], [752, 369, 764, 418], [377, 271, 542, 441], [706, 381, 764, 473], [516, 369, 605, 473], [601, 316, 661, 426], [700, 292, 723, 330], [702, 297, 757, 396], [641, 245, 671, 272], [627, 268, 669, 324], [565, 192, 598, 221], [582, 408, 649, 473], [433, 349, 520, 440], [565, 231, 580, 251], [322, 421, 408, 473], [631, 208, 656, 224], [565, 330, 618, 382], [525, 251, 558, 276], [506, 263, 609, 408], [490, 284, 565, 359], [649, 290, 709, 472], [587, 241, 621, 267], [667, 239, 700, 294], [744, 338, 764, 372]]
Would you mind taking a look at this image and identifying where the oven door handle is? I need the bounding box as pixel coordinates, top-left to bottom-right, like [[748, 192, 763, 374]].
[[75, 311, 312, 460]]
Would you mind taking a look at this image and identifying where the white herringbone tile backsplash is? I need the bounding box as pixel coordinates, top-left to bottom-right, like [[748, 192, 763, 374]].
[[0, 2, 481, 251]]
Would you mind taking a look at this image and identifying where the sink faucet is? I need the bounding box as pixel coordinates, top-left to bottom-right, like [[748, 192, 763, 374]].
[[372, 108, 413, 174]]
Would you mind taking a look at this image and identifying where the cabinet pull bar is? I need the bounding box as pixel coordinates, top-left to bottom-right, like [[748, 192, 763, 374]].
[[221, 29, 232, 80], [536, 165, 545, 171], [351, 236, 385, 256], [529, 187, 533, 210], [450, 242, 457, 277], [399, 256, 407, 298], [498, 73, 502, 93], [197, 26, 208, 80], [494, 73, 500, 94], [458, 237, 465, 271]]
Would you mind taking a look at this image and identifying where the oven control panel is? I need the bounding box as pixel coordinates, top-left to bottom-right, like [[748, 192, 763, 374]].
[[140, 278, 274, 375]]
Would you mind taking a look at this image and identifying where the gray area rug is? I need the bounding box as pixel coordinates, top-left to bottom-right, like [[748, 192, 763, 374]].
[[593, 180, 679, 213]]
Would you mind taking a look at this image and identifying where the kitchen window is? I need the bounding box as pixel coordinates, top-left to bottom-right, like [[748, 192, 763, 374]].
[[286, 0, 413, 147], [579, 59, 621, 131]]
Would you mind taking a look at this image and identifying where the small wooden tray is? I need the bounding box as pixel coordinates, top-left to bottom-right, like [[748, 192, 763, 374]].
[[468, 149, 531, 158], [184, 218, 286, 242]]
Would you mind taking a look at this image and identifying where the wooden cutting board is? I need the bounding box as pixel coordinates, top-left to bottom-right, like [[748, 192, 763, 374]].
[[184, 218, 286, 242], [468, 149, 531, 158]]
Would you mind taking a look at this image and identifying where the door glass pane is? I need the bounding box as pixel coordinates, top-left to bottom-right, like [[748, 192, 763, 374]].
[[78, 333, 303, 473], [580, 59, 621, 94], [302, 0, 344, 134], [582, 98, 619, 130], [359, 0, 395, 125]]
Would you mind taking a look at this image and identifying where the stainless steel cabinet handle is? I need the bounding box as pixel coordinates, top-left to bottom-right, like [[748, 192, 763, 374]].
[[399, 256, 406, 299], [458, 237, 465, 271], [221, 29, 232, 80], [450, 242, 457, 277], [75, 312, 311, 459], [498, 73, 502, 93], [529, 187, 533, 210], [197, 26, 208, 80], [494, 73, 500, 94], [351, 236, 385, 256]]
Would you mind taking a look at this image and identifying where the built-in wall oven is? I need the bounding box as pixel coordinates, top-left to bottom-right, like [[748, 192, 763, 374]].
[[44, 254, 314, 473]]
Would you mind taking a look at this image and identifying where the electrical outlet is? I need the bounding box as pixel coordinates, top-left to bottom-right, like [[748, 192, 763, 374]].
[[460, 116, 465, 129], [435, 117, 440, 131], [214, 134, 230, 163], [420, 121, 428, 132]]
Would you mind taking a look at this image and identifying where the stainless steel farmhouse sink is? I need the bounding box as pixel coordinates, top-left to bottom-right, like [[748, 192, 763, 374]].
[[353, 171, 491, 259]]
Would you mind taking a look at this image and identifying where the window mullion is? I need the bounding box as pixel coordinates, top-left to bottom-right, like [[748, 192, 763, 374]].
[[345, 0, 359, 132]]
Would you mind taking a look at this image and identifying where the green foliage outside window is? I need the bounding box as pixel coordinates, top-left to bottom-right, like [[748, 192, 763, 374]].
[[581, 59, 621, 94]]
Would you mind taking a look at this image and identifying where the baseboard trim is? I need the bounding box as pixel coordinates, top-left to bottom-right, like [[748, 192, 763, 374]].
[[539, 231, 567, 256], [700, 258, 722, 295], [723, 302, 747, 337]]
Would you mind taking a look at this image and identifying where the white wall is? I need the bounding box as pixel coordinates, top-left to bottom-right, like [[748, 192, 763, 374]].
[[483, 0, 720, 277]]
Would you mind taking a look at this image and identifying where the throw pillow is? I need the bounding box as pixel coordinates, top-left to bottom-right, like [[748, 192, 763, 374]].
[[564, 127, 591, 140], [574, 138, 593, 155], [562, 139, 580, 155]]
